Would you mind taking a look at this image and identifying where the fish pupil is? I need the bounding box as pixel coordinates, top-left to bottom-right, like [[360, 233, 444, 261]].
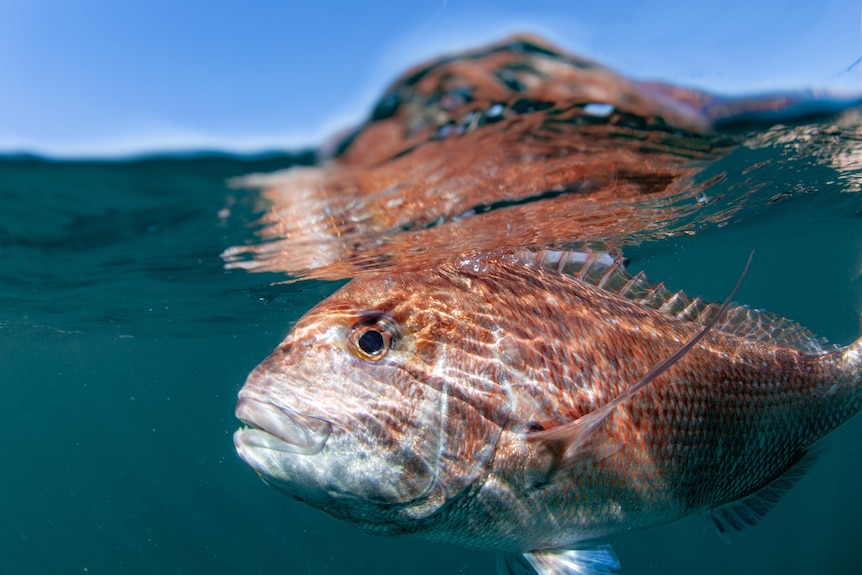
[[358, 329, 385, 356]]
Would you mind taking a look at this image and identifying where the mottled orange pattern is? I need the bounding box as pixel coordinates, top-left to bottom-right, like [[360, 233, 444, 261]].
[[223, 36, 837, 281]]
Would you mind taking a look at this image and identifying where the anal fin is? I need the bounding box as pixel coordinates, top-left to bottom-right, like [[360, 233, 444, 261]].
[[710, 445, 825, 539], [497, 545, 620, 575]]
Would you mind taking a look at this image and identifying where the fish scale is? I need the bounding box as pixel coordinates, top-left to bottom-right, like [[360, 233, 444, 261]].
[[234, 249, 862, 575]]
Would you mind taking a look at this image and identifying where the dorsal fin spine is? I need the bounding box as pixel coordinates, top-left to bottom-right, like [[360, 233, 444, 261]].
[[678, 296, 706, 322], [658, 291, 687, 315], [518, 248, 831, 353], [618, 273, 642, 297], [640, 282, 670, 308]]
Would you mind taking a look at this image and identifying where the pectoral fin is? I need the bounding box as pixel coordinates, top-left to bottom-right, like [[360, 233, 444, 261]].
[[497, 545, 620, 575], [528, 251, 753, 479]]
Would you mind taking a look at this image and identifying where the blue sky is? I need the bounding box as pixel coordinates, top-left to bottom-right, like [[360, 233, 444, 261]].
[[2, 0, 861, 157]]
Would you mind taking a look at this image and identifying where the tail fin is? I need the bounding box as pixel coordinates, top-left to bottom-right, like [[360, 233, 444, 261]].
[[841, 335, 862, 379], [828, 335, 862, 420]]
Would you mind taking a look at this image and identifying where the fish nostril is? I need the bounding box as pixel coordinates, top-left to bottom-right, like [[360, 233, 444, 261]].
[[284, 338, 315, 351]]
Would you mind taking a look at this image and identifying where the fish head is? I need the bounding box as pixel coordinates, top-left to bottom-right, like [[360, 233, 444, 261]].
[[234, 266, 510, 532]]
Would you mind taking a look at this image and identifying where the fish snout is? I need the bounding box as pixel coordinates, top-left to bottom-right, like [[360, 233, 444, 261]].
[[234, 396, 332, 455]]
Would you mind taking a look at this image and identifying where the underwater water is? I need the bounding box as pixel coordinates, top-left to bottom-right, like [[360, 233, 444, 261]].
[[4, 37, 862, 575], [2, 146, 861, 575]]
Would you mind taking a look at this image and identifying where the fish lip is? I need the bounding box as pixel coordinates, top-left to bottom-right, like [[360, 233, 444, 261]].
[[235, 396, 331, 455]]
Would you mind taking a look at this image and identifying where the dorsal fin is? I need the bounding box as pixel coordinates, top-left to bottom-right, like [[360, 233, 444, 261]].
[[514, 248, 832, 353]]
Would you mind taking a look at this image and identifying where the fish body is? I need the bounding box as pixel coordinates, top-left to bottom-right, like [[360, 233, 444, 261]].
[[234, 250, 862, 574]]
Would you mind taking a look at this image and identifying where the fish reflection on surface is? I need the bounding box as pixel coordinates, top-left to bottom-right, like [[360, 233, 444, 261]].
[[222, 35, 861, 281]]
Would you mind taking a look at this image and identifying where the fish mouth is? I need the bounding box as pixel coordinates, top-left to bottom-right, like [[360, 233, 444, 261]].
[[234, 396, 332, 455]]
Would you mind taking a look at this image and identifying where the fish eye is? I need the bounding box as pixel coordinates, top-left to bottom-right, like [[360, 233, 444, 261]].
[[358, 329, 385, 356], [349, 316, 397, 361]]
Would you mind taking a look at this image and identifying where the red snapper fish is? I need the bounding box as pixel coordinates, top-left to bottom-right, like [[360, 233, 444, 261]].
[[234, 250, 862, 574]]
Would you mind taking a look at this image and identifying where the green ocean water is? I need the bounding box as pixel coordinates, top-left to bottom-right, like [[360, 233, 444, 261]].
[[1, 147, 861, 575]]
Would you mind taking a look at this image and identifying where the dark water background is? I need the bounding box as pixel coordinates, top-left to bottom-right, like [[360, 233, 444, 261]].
[[1, 146, 861, 575]]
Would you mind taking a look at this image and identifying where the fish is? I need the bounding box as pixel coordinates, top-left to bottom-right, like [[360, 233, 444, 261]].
[[234, 249, 862, 575]]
